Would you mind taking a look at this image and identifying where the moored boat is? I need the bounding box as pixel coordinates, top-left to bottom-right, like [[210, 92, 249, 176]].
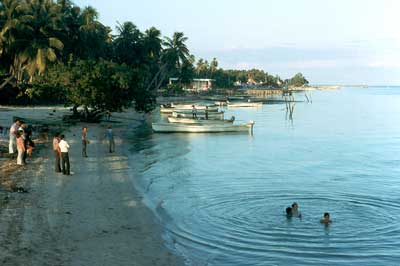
[[172, 111, 225, 120], [171, 103, 218, 110], [227, 102, 263, 108], [160, 104, 219, 113], [167, 116, 235, 124], [152, 121, 255, 133]]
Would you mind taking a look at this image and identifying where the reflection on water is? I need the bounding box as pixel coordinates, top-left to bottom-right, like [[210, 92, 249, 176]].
[[128, 87, 400, 266]]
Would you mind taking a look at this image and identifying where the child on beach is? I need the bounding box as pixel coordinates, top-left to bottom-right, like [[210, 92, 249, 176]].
[[320, 212, 332, 224]]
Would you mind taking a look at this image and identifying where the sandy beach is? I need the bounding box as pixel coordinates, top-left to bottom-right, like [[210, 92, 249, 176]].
[[0, 107, 184, 266]]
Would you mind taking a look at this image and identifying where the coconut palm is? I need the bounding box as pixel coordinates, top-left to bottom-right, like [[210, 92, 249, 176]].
[[143, 27, 162, 61], [0, 0, 26, 75], [21, 0, 64, 79], [113, 21, 143, 65], [0, 0, 64, 83], [78, 6, 111, 59], [163, 32, 190, 69]]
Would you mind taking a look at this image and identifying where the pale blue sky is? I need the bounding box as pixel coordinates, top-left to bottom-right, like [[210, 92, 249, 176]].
[[74, 0, 400, 85]]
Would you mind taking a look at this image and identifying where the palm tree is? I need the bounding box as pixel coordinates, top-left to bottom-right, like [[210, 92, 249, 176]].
[[0, 0, 64, 83], [0, 0, 26, 78], [143, 26, 162, 61], [113, 21, 142, 65], [78, 6, 110, 59], [20, 0, 64, 81], [163, 32, 190, 69]]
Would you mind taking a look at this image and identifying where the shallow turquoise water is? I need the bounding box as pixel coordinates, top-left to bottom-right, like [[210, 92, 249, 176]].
[[128, 87, 400, 266]]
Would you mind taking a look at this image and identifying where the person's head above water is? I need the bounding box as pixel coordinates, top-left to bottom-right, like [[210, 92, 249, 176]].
[[292, 202, 298, 210], [320, 212, 332, 224]]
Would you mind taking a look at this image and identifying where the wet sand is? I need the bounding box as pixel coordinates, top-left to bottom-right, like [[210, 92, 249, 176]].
[[0, 107, 184, 266]]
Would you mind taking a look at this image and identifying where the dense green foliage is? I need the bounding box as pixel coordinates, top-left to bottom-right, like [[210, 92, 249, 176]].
[[0, 0, 309, 113], [0, 0, 189, 112], [194, 58, 284, 88], [286, 73, 309, 87]]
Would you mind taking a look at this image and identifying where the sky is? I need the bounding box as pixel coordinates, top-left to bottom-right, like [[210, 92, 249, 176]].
[[74, 0, 400, 85]]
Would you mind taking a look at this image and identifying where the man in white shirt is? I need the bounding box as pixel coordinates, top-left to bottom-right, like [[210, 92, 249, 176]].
[[9, 119, 20, 154], [59, 134, 71, 175]]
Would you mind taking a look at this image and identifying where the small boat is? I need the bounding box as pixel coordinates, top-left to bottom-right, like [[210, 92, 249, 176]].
[[167, 116, 235, 124], [160, 104, 219, 113], [171, 103, 218, 110], [215, 101, 227, 106], [172, 111, 225, 120], [160, 107, 175, 113], [152, 121, 255, 133], [227, 102, 263, 108]]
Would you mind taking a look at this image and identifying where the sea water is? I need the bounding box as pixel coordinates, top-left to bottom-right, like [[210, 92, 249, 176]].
[[128, 87, 400, 266]]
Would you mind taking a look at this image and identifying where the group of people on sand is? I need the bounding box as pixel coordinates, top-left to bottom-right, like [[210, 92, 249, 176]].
[[52, 125, 115, 175], [9, 118, 35, 166], [286, 202, 332, 224]]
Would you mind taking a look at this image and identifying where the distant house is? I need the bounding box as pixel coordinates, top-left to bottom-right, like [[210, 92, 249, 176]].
[[169, 78, 214, 91]]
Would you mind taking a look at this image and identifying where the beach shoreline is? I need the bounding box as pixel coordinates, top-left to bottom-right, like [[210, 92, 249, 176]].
[[0, 106, 184, 266]]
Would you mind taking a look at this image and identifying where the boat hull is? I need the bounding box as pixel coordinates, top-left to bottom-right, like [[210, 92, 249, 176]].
[[227, 102, 263, 108], [152, 123, 254, 133], [167, 117, 234, 124], [160, 105, 219, 113], [172, 111, 225, 120]]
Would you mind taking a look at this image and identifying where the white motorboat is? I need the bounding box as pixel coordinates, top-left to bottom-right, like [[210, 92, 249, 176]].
[[171, 103, 218, 110], [152, 121, 255, 133], [172, 111, 225, 120], [215, 101, 227, 106], [227, 102, 263, 108], [160, 104, 219, 113], [167, 116, 235, 124]]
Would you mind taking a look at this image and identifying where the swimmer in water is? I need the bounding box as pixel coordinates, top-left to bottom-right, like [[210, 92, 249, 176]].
[[320, 212, 332, 224], [291, 202, 302, 218], [286, 207, 292, 218]]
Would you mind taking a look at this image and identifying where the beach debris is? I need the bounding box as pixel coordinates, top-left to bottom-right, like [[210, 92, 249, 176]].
[[10, 186, 28, 193]]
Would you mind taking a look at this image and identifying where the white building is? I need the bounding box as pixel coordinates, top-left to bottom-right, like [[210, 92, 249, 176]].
[[169, 78, 214, 91]]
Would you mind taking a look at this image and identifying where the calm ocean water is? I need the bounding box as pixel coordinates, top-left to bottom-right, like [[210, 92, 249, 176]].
[[128, 87, 400, 266]]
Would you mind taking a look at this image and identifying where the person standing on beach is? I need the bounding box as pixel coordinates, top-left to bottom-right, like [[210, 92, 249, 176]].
[[59, 135, 70, 175], [205, 106, 209, 120], [82, 127, 89, 157], [106, 126, 115, 153], [9, 119, 20, 154], [53, 133, 61, 173], [16, 132, 25, 165]]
